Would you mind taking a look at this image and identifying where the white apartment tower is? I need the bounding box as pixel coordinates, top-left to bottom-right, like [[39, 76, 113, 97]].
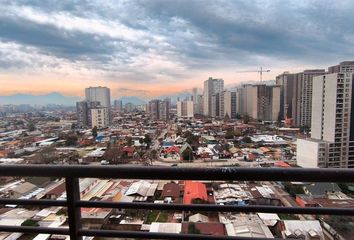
[[203, 77, 224, 116], [85, 86, 111, 108], [90, 107, 110, 129], [177, 100, 194, 118], [223, 91, 237, 119], [238, 84, 280, 121], [297, 61, 354, 168]]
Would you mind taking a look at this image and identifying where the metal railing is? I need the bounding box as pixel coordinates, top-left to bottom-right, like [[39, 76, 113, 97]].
[[0, 165, 353, 240]]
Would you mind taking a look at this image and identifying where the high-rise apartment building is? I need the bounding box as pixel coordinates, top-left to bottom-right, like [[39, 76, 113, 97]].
[[90, 107, 110, 129], [76, 101, 101, 128], [276, 70, 325, 127], [76, 101, 89, 128], [203, 77, 224, 116], [297, 62, 354, 168], [159, 98, 170, 121], [211, 93, 220, 118], [223, 91, 237, 119], [293, 70, 326, 127], [238, 84, 280, 121], [195, 95, 204, 115], [177, 100, 194, 118], [85, 86, 111, 108], [147, 99, 170, 120], [113, 100, 123, 112], [328, 61, 354, 73], [125, 103, 135, 113], [276, 72, 295, 120]]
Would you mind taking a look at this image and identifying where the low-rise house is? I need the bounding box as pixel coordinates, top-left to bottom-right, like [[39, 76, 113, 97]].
[[220, 213, 274, 239], [8, 181, 37, 199], [181, 222, 226, 236], [183, 181, 208, 204], [188, 213, 209, 223], [150, 222, 182, 234], [161, 182, 180, 202], [274, 220, 324, 240]]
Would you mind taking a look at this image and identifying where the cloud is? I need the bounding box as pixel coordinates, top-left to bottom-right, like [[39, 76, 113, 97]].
[[1, 0, 354, 93]]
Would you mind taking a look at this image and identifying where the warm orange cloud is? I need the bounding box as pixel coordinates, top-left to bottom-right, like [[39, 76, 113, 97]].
[[0, 65, 311, 98]]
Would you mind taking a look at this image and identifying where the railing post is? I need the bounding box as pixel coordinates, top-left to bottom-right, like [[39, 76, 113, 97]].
[[65, 177, 82, 240]]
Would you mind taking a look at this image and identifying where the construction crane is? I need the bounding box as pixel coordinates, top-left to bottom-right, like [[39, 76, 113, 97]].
[[236, 67, 271, 82]]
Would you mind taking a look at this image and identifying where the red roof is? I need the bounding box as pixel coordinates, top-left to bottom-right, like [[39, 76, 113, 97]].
[[183, 181, 208, 204], [248, 153, 256, 161], [275, 161, 291, 168], [46, 182, 66, 196], [122, 146, 135, 153], [161, 183, 180, 199], [164, 146, 180, 154]]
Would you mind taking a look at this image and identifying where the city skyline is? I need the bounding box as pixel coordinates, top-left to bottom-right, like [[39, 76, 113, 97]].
[[1, 1, 354, 97]]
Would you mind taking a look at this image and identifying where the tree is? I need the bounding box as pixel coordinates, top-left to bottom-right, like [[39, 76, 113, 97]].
[[241, 136, 252, 143], [182, 148, 193, 161], [27, 122, 35, 132], [92, 126, 98, 138], [283, 182, 305, 197], [65, 134, 78, 146], [188, 223, 201, 234], [143, 134, 152, 148], [126, 137, 133, 146], [243, 114, 250, 124], [21, 219, 39, 227], [225, 129, 235, 139]]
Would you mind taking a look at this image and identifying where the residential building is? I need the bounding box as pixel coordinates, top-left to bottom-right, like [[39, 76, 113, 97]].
[[125, 103, 135, 113], [328, 61, 354, 73], [276, 72, 295, 120], [76, 101, 100, 128], [76, 101, 89, 128], [177, 100, 194, 118], [85, 86, 111, 108], [223, 91, 237, 119], [297, 64, 354, 168], [276, 70, 325, 127], [211, 93, 220, 118], [85, 86, 111, 124], [159, 98, 171, 121], [113, 100, 123, 112], [238, 84, 280, 121], [293, 70, 325, 127], [147, 99, 170, 121], [203, 77, 224, 116], [90, 107, 109, 129]]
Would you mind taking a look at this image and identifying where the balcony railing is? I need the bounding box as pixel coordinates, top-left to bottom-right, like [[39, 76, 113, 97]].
[[0, 165, 353, 239]]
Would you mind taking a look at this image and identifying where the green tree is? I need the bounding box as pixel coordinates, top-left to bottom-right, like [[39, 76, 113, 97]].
[[21, 219, 39, 227], [92, 126, 98, 138], [243, 114, 250, 124], [182, 148, 193, 161], [241, 136, 252, 143], [65, 134, 78, 146], [27, 122, 35, 132], [126, 137, 133, 146], [188, 223, 201, 234], [143, 134, 152, 148], [225, 129, 235, 139]]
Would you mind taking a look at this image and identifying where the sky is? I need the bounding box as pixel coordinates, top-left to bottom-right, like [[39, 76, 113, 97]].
[[1, 0, 354, 98]]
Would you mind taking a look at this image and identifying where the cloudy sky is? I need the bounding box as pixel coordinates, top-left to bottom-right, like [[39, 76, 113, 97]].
[[1, 0, 354, 98]]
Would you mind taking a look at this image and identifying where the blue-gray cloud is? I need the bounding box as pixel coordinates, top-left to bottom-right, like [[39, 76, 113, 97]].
[[1, 0, 354, 81]]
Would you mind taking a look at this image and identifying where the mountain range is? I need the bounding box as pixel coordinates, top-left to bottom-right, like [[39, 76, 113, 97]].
[[0, 92, 80, 106], [0, 92, 149, 106]]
